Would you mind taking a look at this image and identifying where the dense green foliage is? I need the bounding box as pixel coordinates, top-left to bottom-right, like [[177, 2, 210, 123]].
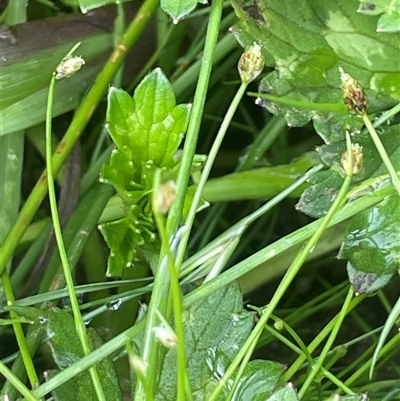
[[0, 0, 399, 400]]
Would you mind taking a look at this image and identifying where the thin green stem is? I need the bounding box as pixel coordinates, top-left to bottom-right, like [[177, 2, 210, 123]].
[[0, 362, 39, 401], [280, 296, 365, 385], [372, 102, 400, 127], [135, 1, 224, 399], [370, 295, 400, 378], [238, 116, 287, 171], [0, 2, 39, 393], [0, 0, 159, 277], [248, 92, 348, 113], [126, 341, 154, 401], [172, 28, 236, 98], [345, 332, 400, 387], [180, 163, 324, 280], [362, 114, 400, 195], [298, 286, 354, 398], [46, 54, 106, 401], [206, 132, 355, 401], [176, 82, 248, 267], [0, 275, 39, 392], [192, 117, 286, 264], [0, 134, 39, 393], [321, 367, 356, 396], [272, 315, 315, 366], [151, 171, 189, 400], [166, 0, 224, 237]]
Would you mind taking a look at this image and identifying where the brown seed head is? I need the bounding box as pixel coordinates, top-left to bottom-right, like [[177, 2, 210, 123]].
[[339, 67, 366, 115]]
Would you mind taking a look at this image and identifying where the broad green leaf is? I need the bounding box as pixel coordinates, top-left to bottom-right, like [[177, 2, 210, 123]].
[[98, 206, 157, 277], [231, 360, 284, 401], [338, 193, 400, 277], [297, 125, 400, 218], [100, 149, 144, 203], [161, 0, 199, 22], [43, 308, 122, 401], [312, 113, 364, 144], [265, 384, 299, 401], [100, 68, 190, 277], [346, 261, 394, 293], [106, 69, 190, 175], [98, 218, 136, 277], [155, 282, 255, 400], [230, 0, 400, 128], [47, 369, 79, 401], [358, 0, 400, 33], [295, 170, 344, 218]]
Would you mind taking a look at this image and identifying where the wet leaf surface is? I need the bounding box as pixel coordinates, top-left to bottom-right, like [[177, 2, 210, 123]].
[[231, 0, 400, 129], [44, 308, 122, 401], [156, 282, 284, 400], [339, 194, 400, 277], [297, 125, 400, 218], [99, 68, 190, 276], [358, 0, 400, 33]]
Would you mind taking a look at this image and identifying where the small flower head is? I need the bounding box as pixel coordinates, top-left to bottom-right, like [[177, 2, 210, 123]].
[[130, 355, 148, 375], [153, 325, 178, 348], [339, 67, 366, 115], [154, 180, 176, 215], [55, 55, 85, 80], [238, 43, 265, 84], [341, 142, 363, 175]]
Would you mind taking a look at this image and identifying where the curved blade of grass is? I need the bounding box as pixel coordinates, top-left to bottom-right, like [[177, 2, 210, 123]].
[[370, 294, 400, 378]]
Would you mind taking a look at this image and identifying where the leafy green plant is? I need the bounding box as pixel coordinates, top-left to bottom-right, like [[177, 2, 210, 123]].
[[0, 0, 399, 400]]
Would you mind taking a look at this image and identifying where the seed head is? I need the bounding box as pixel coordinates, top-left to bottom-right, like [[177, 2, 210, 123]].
[[130, 355, 148, 374], [55, 55, 85, 80], [238, 43, 265, 84], [341, 142, 363, 175], [154, 180, 176, 215], [339, 67, 366, 115], [153, 325, 178, 348]]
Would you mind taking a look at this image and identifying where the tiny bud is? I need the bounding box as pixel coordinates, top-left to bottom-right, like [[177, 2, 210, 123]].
[[238, 43, 265, 84], [339, 67, 366, 115], [155, 180, 176, 215], [274, 319, 284, 331], [55, 55, 85, 80], [130, 355, 148, 374], [153, 325, 177, 348], [341, 143, 363, 175]]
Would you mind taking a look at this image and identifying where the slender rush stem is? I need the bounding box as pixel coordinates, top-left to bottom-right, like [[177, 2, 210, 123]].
[[151, 171, 190, 400], [0, 362, 39, 401], [176, 82, 248, 267], [0, 276, 39, 394], [298, 286, 354, 397], [206, 133, 355, 401], [46, 49, 106, 401], [362, 114, 400, 195], [134, 1, 224, 399]]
